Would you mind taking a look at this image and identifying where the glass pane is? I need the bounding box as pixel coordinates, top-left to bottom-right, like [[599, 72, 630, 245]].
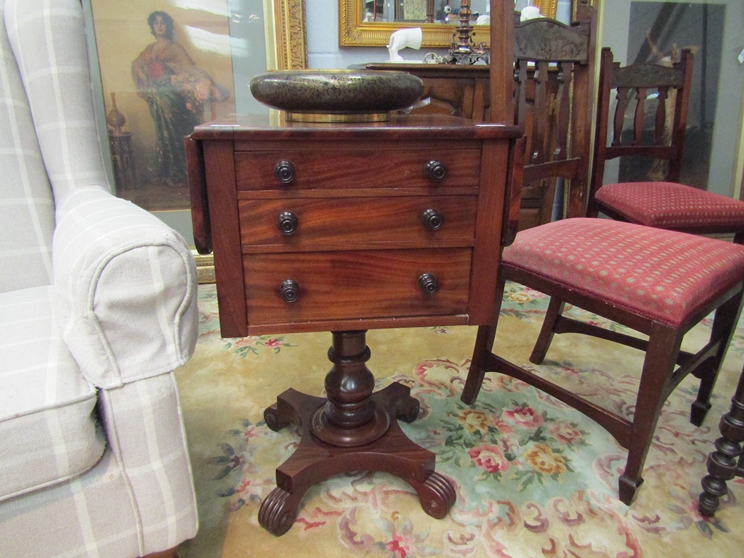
[[601, 0, 744, 198], [87, 0, 269, 212]]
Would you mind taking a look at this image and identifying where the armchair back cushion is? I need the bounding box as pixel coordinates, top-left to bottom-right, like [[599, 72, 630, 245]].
[[0, 1, 54, 292], [0, 0, 110, 294]]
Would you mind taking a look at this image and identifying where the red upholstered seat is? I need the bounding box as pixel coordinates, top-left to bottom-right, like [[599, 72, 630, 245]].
[[502, 218, 744, 327], [595, 182, 744, 230]]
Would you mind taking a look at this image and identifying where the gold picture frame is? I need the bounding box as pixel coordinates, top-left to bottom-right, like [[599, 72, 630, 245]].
[[274, 0, 308, 69], [340, 0, 558, 47]]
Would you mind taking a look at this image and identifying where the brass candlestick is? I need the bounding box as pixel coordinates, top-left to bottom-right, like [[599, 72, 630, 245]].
[[444, 0, 489, 65]]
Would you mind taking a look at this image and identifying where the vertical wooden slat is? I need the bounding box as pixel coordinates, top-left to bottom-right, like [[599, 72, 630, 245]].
[[555, 61, 572, 159], [655, 87, 669, 145], [501, 136, 528, 247], [633, 88, 647, 145], [613, 89, 628, 146], [669, 49, 694, 182], [589, 48, 616, 209], [566, 1, 597, 218], [532, 61, 548, 164], [515, 61, 528, 132]]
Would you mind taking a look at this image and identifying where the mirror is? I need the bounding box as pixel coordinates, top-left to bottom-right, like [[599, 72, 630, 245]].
[[340, 0, 558, 47]]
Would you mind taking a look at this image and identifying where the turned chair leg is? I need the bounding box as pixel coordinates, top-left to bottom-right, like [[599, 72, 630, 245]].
[[462, 277, 507, 405], [618, 325, 681, 505], [699, 367, 744, 516], [691, 291, 743, 426], [529, 297, 565, 364]]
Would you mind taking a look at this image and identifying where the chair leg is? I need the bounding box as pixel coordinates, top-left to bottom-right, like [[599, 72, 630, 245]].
[[529, 297, 565, 364], [691, 290, 743, 426], [586, 200, 600, 219], [619, 324, 681, 505], [462, 276, 507, 405], [699, 367, 744, 516]]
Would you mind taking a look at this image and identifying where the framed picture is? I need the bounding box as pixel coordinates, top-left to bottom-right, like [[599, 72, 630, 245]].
[[84, 0, 306, 213]]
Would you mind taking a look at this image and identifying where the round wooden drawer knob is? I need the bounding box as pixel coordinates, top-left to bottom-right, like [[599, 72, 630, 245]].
[[274, 160, 296, 184], [421, 209, 444, 231], [277, 211, 299, 235], [418, 273, 439, 296], [280, 279, 300, 303], [425, 160, 448, 182]]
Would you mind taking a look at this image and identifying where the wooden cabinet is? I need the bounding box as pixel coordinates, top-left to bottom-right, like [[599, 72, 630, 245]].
[[188, 114, 518, 338]]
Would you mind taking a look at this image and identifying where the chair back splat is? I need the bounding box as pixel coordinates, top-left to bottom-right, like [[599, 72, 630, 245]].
[[590, 46, 692, 201]]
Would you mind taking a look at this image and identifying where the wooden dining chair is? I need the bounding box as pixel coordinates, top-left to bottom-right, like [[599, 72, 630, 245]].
[[588, 47, 744, 241], [511, 0, 596, 229], [462, 197, 744, 504]]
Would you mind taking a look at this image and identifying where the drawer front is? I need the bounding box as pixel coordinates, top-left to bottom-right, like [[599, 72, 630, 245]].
[[243, 249, 472, 325], [239, 196, 476, 250], [234, 149, 481, 191]]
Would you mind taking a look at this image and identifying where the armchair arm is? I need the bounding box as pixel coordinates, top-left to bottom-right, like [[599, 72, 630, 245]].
[[52, 187, 199, 389]]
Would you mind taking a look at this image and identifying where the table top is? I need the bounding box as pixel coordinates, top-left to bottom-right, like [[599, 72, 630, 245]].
[[190, 113, 520, 141]]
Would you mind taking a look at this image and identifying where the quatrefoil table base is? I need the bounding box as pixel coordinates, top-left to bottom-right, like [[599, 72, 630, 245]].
[[258, 330, 456, 536]]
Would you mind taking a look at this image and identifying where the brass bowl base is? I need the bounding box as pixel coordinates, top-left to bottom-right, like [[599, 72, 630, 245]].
[[285, 111, 391, 123]]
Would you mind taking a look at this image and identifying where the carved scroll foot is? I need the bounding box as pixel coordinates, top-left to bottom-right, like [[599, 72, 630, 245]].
[[411, 471, 457, 519], [258, 487, 299, 536]]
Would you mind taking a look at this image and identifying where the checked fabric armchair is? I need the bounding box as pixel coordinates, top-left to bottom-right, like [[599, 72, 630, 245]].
[[0, 1, 199, 556]]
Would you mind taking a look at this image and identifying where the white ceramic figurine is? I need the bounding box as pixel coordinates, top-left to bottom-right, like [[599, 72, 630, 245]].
[[387, 28, 423, 62]]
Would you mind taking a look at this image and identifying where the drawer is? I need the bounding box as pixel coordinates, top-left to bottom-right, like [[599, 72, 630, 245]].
[[234, 148, 481, 191], [243, 249, 472, 325], [239, 196, 477, 251]]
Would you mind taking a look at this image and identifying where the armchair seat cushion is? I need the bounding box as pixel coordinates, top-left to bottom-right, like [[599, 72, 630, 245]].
[[595, 181, 744, 229], [0, 286, 104, 502], [502, 218, 744, 328]]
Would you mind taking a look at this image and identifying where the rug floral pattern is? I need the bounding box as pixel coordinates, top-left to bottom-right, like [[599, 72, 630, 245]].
[[176, 283, 744, 558]]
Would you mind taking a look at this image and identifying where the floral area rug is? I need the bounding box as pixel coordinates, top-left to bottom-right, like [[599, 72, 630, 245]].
[[175, 282, 744, 558]]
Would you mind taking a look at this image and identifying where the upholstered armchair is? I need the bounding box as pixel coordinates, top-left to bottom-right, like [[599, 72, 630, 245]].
[[0, 1, 199, 556]]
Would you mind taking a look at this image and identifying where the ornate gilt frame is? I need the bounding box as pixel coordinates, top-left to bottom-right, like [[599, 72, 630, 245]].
[[274, 0, 308, 69], [340, 0, 558, 47]]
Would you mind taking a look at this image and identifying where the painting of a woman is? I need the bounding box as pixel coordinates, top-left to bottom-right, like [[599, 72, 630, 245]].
[[132, 11, 228, 186]]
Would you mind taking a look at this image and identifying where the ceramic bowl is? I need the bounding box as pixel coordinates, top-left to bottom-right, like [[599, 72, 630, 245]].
[[249, 70, 424, 122]]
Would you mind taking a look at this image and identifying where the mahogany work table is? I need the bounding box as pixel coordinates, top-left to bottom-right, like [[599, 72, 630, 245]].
[[186, 113, 520, 535]]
